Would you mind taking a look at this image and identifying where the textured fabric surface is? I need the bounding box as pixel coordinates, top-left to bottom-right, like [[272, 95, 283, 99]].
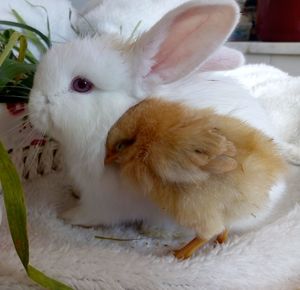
[[0, 165, 300, 290], [226, 64, 300, 165]]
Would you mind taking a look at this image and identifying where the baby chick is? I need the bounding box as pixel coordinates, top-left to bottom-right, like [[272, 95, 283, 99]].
[[105, 98, 286, 259]]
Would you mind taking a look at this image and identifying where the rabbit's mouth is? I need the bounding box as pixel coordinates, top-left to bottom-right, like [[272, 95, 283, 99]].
[[28, 92, 52, 137]]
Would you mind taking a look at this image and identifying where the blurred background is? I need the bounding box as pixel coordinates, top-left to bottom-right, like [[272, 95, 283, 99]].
[[71, 0, 85, 9], [71, 0, 300, 76], [227, 0, 300, 76]]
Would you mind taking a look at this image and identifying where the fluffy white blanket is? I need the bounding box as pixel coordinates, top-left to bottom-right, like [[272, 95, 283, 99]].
[[226, 64, 300, 165], [0, 164, 300, 290]]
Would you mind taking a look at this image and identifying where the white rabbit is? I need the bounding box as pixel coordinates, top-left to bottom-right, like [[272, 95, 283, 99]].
[[29, 0, 285, 228]]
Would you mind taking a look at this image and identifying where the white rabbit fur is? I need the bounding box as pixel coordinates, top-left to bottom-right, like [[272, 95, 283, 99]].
[[0, 0, 77, 59], [29, 0, 285, 229]]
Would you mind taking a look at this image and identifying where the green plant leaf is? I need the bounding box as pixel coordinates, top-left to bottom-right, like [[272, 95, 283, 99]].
[[69, 9, 80, 35], [95, 235, 143, 242], [0, 29, 36, 102], [0, 95, 29, 103], [0, 58, 36, 89], [0, 29, 35, 63], [27, 265, 73, 290], [0, 21, 51, 48], [23, 1, 51, 41], [17, 34, 27, 62], [0, 31, 26, 66], [127, 20, 142, 42], [11, 8, 48, 54], [0, 141, 74, 289], [0, 141, 29, 268]]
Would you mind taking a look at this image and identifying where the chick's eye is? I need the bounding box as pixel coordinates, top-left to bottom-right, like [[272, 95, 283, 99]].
[[71, 77, 94, 93], [115, 139, 135, 152], [116, 142, 126, 152]]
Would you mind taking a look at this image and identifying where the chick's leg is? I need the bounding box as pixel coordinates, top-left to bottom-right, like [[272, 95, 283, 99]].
[[215, 229, 228, 244], [173, 237, 208, 260]]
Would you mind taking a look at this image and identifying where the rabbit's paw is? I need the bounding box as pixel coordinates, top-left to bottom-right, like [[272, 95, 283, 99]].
[[59, 204, 96, 227]]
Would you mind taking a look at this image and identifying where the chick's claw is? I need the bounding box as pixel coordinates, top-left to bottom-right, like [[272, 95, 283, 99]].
[[215, 229, 229, 244]]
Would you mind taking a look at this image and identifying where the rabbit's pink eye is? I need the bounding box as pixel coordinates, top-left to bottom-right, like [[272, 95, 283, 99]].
[[71, 77, 94, 93]]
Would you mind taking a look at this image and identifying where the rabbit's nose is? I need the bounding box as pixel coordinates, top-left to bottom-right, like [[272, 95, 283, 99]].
[[41, 94, 52, 105], [29, 89, 51, 105], [45, 95, 50, 104]]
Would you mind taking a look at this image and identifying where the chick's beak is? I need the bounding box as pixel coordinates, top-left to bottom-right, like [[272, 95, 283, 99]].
[[104, 152, 117, 165]]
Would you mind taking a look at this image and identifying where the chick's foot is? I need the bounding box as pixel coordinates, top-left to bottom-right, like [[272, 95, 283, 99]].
[[173, 237, 207, 260]]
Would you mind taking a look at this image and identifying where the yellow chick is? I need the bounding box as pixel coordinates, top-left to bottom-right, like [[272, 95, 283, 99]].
[[105, 98, 286, 259]]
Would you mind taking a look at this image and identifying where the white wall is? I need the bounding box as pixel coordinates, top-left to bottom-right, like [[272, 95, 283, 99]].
[[228, 42, 300, 76]]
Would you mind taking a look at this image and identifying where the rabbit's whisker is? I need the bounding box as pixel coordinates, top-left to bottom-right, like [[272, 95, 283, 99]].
[[25, 130, 47, 175]]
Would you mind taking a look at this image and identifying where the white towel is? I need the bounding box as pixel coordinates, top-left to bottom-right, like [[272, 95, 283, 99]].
[[0, 165, 300, 289], [225, 64, 300, 165]]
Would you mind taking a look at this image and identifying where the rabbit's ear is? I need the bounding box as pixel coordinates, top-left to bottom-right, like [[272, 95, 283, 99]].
[[199, 46, 245, 72], [132, 0, 240, 88]]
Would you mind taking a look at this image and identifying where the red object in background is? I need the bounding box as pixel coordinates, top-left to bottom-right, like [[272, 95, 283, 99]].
[[256, 0, 300, 41], [31, 139, 46, 146], [6, 103, 26, 115]]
